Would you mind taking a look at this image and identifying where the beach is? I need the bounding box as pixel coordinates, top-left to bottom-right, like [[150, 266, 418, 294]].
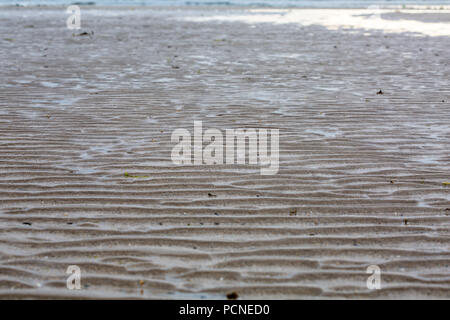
[[0, 5, 449, 299]]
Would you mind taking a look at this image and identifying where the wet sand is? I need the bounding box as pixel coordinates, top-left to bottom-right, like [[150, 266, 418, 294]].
[[0, 6, 449, 299]]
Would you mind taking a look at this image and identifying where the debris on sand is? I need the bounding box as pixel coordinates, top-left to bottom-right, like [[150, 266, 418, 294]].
[[377, 90, 384, 95], [226, 292, 239, 300], [289, 208, 297, 216], [443, 182, 450, 186], [124, 172, 149, 178], [76, 31, 94, 37], [208, 192, 216, 197]]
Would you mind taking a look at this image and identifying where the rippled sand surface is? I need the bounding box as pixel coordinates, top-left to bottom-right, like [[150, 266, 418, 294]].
[[0, 6, 449, 299]]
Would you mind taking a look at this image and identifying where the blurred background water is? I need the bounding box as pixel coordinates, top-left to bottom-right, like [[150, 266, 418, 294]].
[[1, 0, 450, 8]]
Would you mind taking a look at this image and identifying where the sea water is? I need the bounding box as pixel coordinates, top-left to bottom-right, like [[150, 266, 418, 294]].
[[1, 0, 450, 8]]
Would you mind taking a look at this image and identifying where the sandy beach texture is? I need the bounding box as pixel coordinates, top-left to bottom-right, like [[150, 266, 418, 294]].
[[0, 6, 449, 299]]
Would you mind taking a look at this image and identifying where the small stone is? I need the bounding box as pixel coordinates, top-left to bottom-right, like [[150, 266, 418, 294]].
[[226, 292, 239, 300]]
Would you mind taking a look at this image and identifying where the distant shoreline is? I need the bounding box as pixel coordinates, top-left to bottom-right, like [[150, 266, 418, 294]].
[[2, 3, 450, 10]]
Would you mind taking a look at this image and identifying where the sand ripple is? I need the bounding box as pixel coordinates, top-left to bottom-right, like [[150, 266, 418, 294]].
[[0, 7, 449, 299]]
